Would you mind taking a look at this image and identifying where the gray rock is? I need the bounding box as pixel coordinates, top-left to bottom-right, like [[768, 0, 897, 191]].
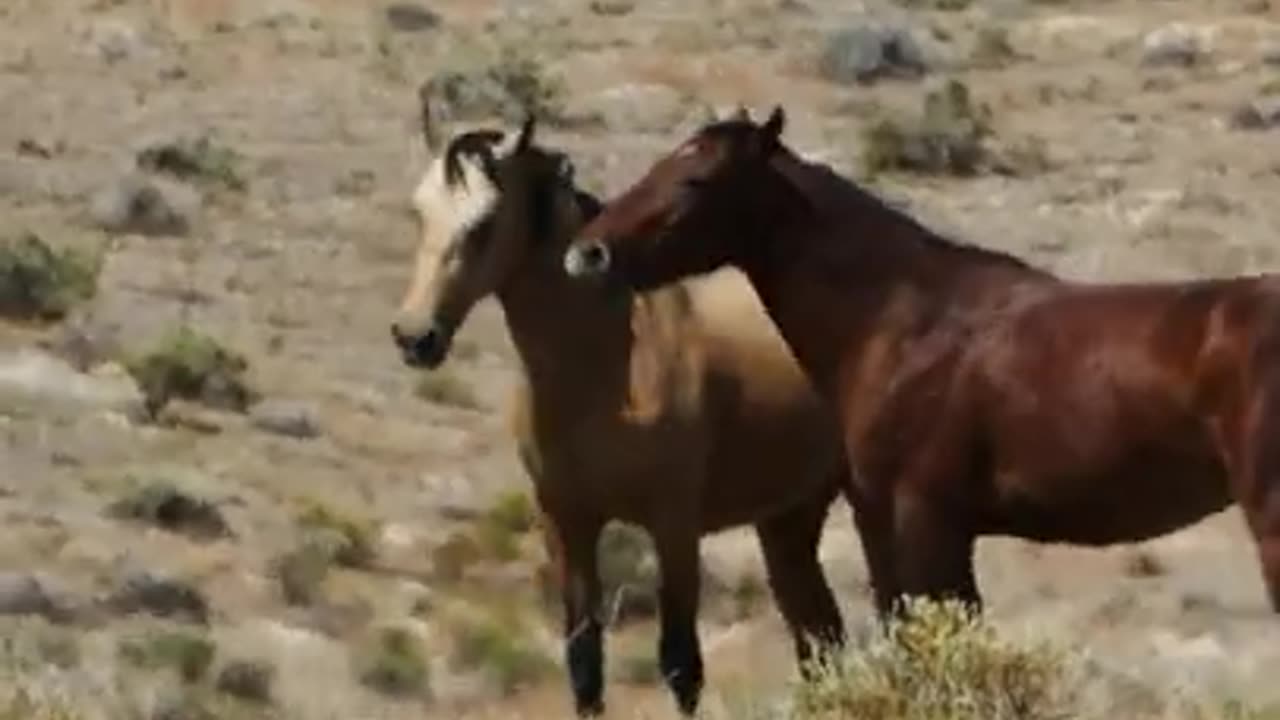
[[1229, 97, 1280, 130], [0, 349, 143, 416], [87, 19, 149, 64], [89, 174, 194, 236], [819, 23, 928, 84], [385, 4, 440, 32], [1262, 41, 1280, 67], [1140, 24, 1204, 68], [107, 570, 209, 624], [0, 572, 79, 622], [576, 83, 694, 134], [250, 400, 320, 439]]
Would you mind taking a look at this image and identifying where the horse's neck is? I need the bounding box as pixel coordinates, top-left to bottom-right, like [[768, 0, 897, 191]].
[[739, 152, 1043, 393], [498, 261, 639, 413]]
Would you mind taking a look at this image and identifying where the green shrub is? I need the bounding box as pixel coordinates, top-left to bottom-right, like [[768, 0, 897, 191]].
[[136, 135, 247, 193], [0, 233, 100, 322], [124, 325, 258, 417], [106, 479, 230, 540], [118, 628, 217, 683], [295, 500, 377, 569], [449, 609, 554, 696], [357, 625, 430, 698]]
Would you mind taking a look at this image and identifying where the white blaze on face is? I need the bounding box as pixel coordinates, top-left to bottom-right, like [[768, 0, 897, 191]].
[[398, 143, 503, 321]]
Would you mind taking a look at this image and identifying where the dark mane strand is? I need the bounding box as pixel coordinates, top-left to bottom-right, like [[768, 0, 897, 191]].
[[444, 130, 504, 189]]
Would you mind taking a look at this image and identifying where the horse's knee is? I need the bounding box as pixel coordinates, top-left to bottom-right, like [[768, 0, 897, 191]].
[[893, 497, 979, 605]]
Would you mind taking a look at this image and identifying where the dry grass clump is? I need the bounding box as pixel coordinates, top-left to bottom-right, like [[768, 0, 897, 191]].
[[355, 625, 431, 699], [792, 598, 1074, 720], [414, 368, 482, 410], [861, 79, 994, 177], [123, 325, 258, 417], [447, 605, 555, 697]]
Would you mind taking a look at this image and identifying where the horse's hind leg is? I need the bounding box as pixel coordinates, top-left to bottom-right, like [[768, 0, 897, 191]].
[[755, 487, 846, 677]]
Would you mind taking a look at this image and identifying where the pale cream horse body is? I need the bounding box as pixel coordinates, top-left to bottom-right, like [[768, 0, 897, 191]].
[[390, 100, 852, 717]]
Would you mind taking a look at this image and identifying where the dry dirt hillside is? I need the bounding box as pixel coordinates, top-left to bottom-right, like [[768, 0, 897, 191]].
[[2, 0, 1280, 718]]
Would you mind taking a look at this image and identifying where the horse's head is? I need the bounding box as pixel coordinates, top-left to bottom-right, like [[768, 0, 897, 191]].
[[564, 105, 787, 290], [391, 88, 579, 369]]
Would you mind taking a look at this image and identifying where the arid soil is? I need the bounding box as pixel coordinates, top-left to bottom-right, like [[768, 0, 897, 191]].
[[2, 0, 1280, 718]]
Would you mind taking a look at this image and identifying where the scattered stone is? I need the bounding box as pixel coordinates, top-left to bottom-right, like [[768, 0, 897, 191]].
[[0, 349, 144, 417], [249, 400, 320, 439], [384, 3, 440, 32], [575, 83, 694, 134], [1140, 24, 1205, 68], [15, 137, 59, 159], [107, 571, 209, 624], [106, 481, 232, 541], [1228, 96, 1280, 130], [1262, 42, 1280, 67], [0, 572, 79, 622], [819, 23, 927, 85], [89, 174, 194, 236], [87, 19, 148, 64]]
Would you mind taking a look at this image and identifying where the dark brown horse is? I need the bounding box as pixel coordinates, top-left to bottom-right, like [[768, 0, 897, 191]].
[[563, 106, 1280, 619], [389, 100, 853, 716]]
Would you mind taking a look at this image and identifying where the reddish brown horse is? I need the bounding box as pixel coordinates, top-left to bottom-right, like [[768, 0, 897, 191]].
[[563, 106, 1280, 620], [390, 98, 852, 716]]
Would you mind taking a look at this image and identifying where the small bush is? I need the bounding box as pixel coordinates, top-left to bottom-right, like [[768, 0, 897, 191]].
[[0, 688, 82, 720], [295, 500, 378, 569], [421, 46, 566, 124], [215, 658, 275, 703], [106, 479, 230, 540], [357, 625, 430, 698], [0, 232, 101, 322], [792, 597, 1072, 720], [273, 536, 336, 606], [598, 522, 659, 623], [124, 325, 258, 417], [484, 490, 537, 535], [861, 79, 994, 176], [136, 135, 247, 193], [118, 628, 217, 683], [894, 0, 972, 8], [415, 370, 481, 410], [431, 531, 483, 583], [449, 609, 554, 696]]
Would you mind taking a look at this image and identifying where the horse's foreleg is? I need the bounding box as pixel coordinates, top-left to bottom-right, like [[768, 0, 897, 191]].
[[842, 474, 900, 619], [755, 486, 846, 677], [550, 511, 606, 717], [891, 489, 981, 612], [653, 524, 704, 717]]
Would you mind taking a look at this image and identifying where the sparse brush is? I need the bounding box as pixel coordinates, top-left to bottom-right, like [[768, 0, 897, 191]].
[[448, 608, 554, 696], [118, 627, 217, 684], [294, 499, 378, 569], [861, 79, 994, 177], [356, 625, 430, 699], [599, 521, 660, 623], [414, 370, 482, 410], [431, 530, 483, 583], [106, 479, 230, 540], [215, 658, 275, 704], [136, 134, 248, 193], [123, 325, 258, 417], [792, 597, 1073, 720], [273, 537, 335, 606], [0, 232, 101, 323]]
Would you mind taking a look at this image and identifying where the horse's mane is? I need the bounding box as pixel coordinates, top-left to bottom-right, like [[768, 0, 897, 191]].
[[443, 129, 504, 188], [698, 119, 1046, 277]]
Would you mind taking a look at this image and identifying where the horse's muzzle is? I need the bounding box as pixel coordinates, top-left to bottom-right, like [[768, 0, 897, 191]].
[[563, 241, 611, 279], [391, 322, 452, 369]]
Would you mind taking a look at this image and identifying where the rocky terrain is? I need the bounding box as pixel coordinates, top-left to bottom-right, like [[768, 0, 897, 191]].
[[3, 0, 1280, 718]]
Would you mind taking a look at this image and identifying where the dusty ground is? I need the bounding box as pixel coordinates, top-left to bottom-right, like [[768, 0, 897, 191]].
[[2, 0, 1280, 718]]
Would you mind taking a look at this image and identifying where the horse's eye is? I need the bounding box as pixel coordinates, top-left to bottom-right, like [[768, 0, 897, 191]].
[[683, 177, 709, 191]]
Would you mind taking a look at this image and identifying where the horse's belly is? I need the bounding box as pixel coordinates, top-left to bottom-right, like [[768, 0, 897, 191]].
[[987, 455, 1231, 545]]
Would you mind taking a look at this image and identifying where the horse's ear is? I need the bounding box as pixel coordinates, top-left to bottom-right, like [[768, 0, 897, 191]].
[[757, 105, 786, 153], [417, 80, 444, 154], [730, 104, 752, 122], [516, 114, 537, 153]]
